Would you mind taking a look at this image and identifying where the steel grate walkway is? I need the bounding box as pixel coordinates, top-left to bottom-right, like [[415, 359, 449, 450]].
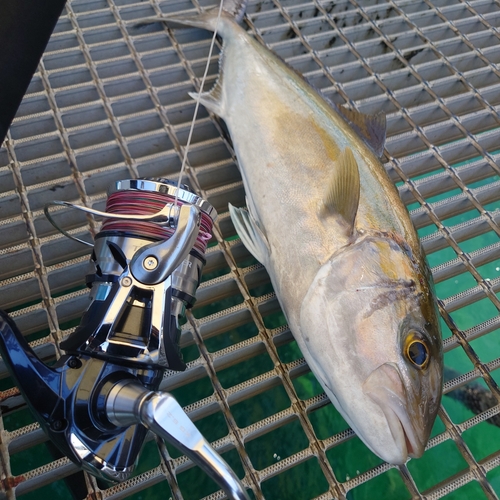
[[1, 0, 500, 498]]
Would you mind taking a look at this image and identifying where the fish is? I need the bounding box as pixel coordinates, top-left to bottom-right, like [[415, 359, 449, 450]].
[[140, 0, 443, 464]]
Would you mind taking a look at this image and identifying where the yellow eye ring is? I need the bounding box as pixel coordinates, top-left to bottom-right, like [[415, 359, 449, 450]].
[[406, 339, 429, 369]]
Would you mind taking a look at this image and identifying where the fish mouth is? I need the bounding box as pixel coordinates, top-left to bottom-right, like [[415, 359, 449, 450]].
[[363, 363, 425, 464]]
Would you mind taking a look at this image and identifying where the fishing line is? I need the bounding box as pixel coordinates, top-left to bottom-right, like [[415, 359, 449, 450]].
[[101, 188, 213, 253], [175, 0, 225, 207], [45, 3, 224, 250]]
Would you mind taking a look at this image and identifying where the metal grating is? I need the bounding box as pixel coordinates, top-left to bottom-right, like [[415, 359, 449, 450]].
[[1, 0, 500, 498]]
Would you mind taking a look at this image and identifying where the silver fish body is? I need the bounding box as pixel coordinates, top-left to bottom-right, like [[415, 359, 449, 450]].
[[154, 7, 443, 464]]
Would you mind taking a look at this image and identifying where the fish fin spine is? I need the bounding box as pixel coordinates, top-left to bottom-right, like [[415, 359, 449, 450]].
[[324, 147, 360, 233]]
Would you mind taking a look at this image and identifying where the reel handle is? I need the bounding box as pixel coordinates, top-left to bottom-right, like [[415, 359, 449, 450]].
[[105, 380, 251, 500]]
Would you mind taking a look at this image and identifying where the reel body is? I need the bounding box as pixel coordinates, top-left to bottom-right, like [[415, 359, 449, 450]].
[[0, 318, 159, 480], [61, 178, 215, 371]]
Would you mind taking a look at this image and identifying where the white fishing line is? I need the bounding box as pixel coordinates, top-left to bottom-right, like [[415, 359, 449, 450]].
[[175, 0, 225, 206]]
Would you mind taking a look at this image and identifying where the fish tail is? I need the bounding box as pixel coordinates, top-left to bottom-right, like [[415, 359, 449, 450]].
[[135, 0, 247, 33], [221, 0, 248, 23]]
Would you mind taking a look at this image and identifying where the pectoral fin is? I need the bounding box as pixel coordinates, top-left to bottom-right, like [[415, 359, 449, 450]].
[[229, 204, 270, 265], [323, 147, 360, 234]]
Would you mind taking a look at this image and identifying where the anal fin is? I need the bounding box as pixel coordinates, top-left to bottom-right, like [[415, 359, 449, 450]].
[[188, 80, 225, 117]]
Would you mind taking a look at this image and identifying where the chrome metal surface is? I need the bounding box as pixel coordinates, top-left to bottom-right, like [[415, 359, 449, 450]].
[[130, 203, 200, 284], [1, 0, 500, 499], [106, 379, 251, 500], [66, 266, 178, 367], [93, 233, 143, 276], [111, 178, 219, 222], [68, 430, 136, 482]]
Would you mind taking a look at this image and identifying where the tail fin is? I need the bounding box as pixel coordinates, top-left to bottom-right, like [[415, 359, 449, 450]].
[[221, 0, 247, 23], [135, 0, 247, 32]]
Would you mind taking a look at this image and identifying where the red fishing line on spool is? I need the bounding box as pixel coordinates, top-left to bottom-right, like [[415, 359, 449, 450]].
[[100, 189, 213, 254]]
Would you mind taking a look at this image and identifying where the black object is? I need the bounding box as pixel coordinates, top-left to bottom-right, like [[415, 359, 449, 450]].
[[0, 310, 162, 480], [0, 0, 67, 143]]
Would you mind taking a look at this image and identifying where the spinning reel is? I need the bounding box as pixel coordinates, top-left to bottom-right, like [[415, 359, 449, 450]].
[[0, 178, 249, 500]]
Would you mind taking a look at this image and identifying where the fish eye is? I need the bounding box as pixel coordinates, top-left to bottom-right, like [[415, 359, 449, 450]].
[[406, 339, 429, 369]]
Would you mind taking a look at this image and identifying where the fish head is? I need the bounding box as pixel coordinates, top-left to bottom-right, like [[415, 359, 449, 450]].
[[299, 232, 443, 464]]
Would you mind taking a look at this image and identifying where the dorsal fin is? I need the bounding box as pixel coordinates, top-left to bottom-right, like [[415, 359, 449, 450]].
[[323, 147, 360, 234], [337, 106, 386, 157]]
